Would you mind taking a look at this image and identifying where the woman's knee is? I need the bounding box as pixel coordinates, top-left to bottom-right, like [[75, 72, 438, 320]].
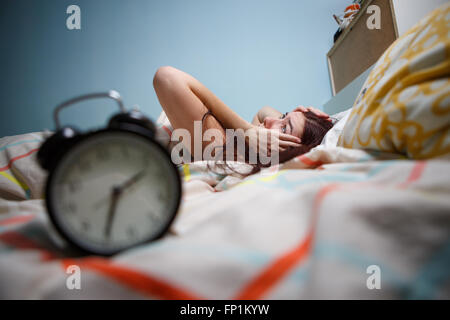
[[153, 66, 181, 91]]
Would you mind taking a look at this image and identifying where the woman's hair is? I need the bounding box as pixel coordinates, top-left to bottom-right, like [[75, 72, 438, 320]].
[[206, 110, 334, 177]]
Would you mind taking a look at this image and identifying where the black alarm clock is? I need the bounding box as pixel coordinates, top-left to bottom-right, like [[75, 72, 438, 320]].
[[38, 91, 182, 256]]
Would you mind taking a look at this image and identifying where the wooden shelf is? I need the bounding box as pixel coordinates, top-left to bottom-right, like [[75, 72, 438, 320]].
[[327, 0, 399, 95]]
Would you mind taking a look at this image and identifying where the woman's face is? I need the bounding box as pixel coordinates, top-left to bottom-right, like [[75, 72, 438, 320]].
[[261, 111, 306, 139]]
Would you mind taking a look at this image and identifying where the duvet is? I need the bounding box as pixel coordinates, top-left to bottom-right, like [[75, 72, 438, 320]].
[[0, 129, 449, 299]]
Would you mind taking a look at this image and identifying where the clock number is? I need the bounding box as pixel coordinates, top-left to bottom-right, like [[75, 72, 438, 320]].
[[148, 211, 161, 224], [96, 147, 110, 161], [81, 220, 90, 232], [157, 191, 167, 202], [67, 180, 82, 193], [127, 226, 137, 239], [61, 202, 77, 214], [155, 170, 165, 181], [121, 146, 129, 158], [77, 159, 91, 172], [141, 154, 149, 167]]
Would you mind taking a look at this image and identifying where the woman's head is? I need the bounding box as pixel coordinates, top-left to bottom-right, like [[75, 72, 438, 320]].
[[261, 109, 332, 140], [208, 109, 334, 176], [253, 109, 334, 167], [277, 110, 334, 163], [260, 110, 333, 157]]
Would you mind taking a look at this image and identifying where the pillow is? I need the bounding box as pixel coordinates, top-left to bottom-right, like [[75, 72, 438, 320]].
[[320, 108, 352, 147], [338, 3, 450, 159]]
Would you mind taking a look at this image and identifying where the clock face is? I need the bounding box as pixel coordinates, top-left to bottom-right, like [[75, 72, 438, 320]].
[[47, 130, 181, 255]]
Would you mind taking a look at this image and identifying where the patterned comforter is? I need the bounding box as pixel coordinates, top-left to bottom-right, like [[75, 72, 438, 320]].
[[0, 131, 449, 299]]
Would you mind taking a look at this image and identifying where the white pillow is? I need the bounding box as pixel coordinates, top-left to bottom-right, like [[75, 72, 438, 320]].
[[320, 108, 352, 147]]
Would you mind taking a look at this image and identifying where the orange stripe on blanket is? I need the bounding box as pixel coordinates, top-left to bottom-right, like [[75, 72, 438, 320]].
[[0, 214, 35, 226], [234, 233, 313, 300], [234, 184, 340, 300], [0, 231, 55, 261], [61, 258, 204, 300], [296, 155, 323, 167], [398, 161, 426, 189], [234, 162, 427, 299], [162, 125, 172, 137], [312, 184, 341, 216], [0, 148, 39, 172]]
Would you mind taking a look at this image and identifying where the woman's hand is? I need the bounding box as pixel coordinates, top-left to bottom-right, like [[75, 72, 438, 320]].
[[292, 105, 332, 122], [244, 125, 302, 155], [252, 106, 283, 126]]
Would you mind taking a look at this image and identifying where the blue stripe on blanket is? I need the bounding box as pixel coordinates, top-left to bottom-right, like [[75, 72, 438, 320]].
[[0, 139, 41, 152], [231, 161, 398, 192], [406, 237, 450, 299], [312, 242, 408, 287], [260, 161, 396, 191]]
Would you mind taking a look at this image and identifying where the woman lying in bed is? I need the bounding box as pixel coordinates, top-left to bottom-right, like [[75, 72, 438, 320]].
[[153, 66, 334, 173]]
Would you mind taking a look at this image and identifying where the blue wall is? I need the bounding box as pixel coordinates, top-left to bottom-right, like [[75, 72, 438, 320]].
[[0, 0, 348, 137]]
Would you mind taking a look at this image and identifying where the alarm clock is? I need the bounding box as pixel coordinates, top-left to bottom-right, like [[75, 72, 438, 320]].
[[38, 91, 182, 256]]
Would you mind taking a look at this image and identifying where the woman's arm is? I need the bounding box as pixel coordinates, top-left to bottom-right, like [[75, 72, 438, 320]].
[[154, 66, 252, 131], [153, 66, 301, 154], [190, 83, 252, 130], [252, 106, 283, 126]]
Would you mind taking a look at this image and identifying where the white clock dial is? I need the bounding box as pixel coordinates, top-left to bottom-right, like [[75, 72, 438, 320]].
[[47, 131, 180, 255]]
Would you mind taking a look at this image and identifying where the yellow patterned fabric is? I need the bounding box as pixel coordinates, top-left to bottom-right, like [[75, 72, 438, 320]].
[[338, 3, 450, 159]]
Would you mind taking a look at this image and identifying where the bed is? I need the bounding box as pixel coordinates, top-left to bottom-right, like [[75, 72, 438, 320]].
[[1, 114, 449, 299], [0, 3, 449, 300]]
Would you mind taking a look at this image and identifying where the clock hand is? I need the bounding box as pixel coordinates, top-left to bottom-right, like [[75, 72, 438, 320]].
[[104, 186, 121, 239], [119, 169, 146, 191], [104, 170, 146, 239], [93, 171, 145, 210]]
